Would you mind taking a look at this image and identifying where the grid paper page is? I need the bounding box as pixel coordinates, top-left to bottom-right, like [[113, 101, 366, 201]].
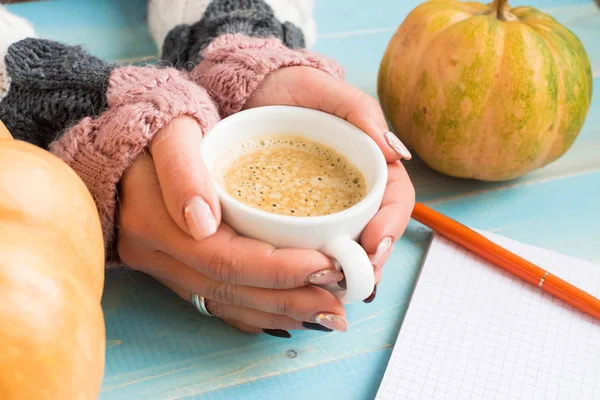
[[376, 231, 600, 400]]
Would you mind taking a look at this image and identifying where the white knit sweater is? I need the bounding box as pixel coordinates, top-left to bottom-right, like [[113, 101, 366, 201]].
[[147, 0, 317, 50]]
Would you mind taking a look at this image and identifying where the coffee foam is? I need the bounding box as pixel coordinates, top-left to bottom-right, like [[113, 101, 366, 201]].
[[215, 135, 366, 217]]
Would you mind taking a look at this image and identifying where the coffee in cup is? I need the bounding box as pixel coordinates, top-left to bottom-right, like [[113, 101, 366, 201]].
[[214, 135, 367, 217], [201, 106, 388, 303]]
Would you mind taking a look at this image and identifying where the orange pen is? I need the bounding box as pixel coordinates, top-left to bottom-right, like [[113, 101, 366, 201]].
[[411, 202, 600, 321]]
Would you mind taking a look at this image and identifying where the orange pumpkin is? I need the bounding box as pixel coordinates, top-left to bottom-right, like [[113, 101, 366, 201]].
[[0, 120, 106, 399], [0, 121, 10, 140]]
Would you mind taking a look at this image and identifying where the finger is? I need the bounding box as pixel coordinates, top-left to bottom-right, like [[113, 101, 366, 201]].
[[150, 277, 262, 334], [373, 245, 393, 273], [127, 249, 347, 330], [246, 67, 411, 162], [166, 220, 340, 289], [375, 269, 383, 285], [174, 224, 340, 289], [177, 225, 340, 290], [152, 276, 303, 331], [216, 283, 347, 331], [315, 78, 411, 163], [213, 284, 348, 332], [119, 160, 341, 289], [204, 300, 303, 331], [361, 162, 415, 260], [222, 319, 263, 334], [150, 116, 221, 241], [223, 319, 295, 339], [154, 265, 271, 336]]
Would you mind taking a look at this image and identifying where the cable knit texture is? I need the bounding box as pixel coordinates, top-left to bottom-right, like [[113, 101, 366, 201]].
[[161, 0, 305, 70], [0, 38, 114, 148], [191, 33, 344, 118], [49, 66, 220, 250]]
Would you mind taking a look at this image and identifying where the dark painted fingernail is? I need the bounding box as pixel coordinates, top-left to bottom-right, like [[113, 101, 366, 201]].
[[363, 285, 377, 303], [263, 329, 291, 338], [302, 322, 333, 332], [338, 277, 346, 289]]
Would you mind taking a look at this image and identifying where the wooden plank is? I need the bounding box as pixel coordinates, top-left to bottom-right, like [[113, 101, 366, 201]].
[[100, 169, 600, 399], [190, 348, 394, 400], [199, 169, 600, 400], [98, 231, 424, 399]]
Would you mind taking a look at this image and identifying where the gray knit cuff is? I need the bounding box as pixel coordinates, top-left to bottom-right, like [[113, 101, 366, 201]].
[[161, 0, 305, 70], [0, 38, 114, 149]]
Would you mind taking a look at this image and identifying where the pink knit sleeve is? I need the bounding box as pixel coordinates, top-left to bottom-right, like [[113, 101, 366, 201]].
[[191, 33, 345, 118], [49, 66, 219, 249]]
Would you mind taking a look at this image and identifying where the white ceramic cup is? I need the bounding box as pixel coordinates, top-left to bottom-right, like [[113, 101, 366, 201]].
[[201, 106, 388, 304]]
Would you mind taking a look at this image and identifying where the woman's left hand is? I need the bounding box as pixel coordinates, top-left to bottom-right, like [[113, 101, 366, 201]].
[[244, 66, 416, 288]]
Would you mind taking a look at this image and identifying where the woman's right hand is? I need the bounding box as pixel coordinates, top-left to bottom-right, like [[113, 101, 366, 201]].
[[116, 116, 348, 336]]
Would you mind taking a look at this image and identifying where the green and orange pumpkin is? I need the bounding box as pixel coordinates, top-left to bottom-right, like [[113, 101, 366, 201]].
[[378, 0, 593, 181]]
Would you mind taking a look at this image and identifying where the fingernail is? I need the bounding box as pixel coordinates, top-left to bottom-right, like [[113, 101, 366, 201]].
[[363, 285, 377, 303], [184, 197, 217, 241], [385, 131, 412, 160], [370, 236, 394, 264], [302, 322, 333, 332], [307, 268, 344, 285], [312, 313, 348, 332], [263, 329, 292, 338]]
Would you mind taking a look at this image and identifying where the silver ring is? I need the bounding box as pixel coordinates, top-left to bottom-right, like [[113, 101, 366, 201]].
[[191, 293, 213, 317]]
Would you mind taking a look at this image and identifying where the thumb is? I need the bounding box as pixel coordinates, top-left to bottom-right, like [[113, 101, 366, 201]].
[[244, 67, 411, 163], [307, 70, 412, 163], [150, 116, 221, 241]]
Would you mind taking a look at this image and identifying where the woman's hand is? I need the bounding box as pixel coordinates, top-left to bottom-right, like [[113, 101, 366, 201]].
[[116, 116, 347, 336], [244, 67, 416, 291]]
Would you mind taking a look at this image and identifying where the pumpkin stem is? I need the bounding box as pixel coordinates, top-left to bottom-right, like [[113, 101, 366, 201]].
[[492, 0, 517, 21]]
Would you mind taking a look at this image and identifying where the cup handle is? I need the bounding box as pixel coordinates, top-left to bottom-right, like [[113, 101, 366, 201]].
[[320, 236, 375, 304]]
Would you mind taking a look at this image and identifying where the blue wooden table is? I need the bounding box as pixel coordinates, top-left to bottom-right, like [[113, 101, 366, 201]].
[[7, 1, 600, 399]]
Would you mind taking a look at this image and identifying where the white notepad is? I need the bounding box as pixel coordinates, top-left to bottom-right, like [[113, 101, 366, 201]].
[[376, 231, 600, 400]]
